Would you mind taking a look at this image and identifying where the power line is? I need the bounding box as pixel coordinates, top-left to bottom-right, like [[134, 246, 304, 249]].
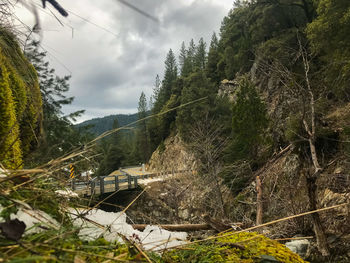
[[33, 0, 119, 38], [39, 42, 72, 74], [116, 0, 159, 23], [66, 9, 119, 38], [34, 0, 159, 38]]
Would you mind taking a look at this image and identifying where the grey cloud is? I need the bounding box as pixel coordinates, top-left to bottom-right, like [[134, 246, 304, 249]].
[[28, 0, 233, 121]]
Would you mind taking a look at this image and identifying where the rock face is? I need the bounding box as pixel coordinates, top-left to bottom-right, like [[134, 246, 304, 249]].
[[217, 79, 239, 102], [148, 133, 196, 172]]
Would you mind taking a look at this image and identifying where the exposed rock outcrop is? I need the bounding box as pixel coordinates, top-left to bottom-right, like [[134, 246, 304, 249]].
[[148, 134, 196, 172]]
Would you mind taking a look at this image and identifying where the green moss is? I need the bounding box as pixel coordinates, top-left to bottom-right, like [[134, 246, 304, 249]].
[[0, 57, 23, 169], [0, 27, 42, 166], [162, 232, 307, 263]]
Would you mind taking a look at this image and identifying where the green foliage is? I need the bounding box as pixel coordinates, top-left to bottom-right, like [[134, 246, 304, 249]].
[[162, 232, 306, 263], [307, 0, 350, 98], [23, 41, 92, 167], [0, 196, 18, 221], [148, 50, 179, 151], [226, 76, 268, 163], [136, 92, 151, 162], [194, 37, 207, 70], [157, 94, 179, 140], [161, 49, 178, 104], [0, 28, 43, 168], [217, 0, 312, 80], [179, 41, 187, 76], [176, 71, 216, 140], [96, 119, 126, 176], [285, 111, 306, 143], [206, 32, 220, 84]]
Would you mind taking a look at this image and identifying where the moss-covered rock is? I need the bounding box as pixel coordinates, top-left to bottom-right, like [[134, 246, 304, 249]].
[[0, 56, 22, 169], [0, 27, 42, 168], [161, 232, 307, 263]]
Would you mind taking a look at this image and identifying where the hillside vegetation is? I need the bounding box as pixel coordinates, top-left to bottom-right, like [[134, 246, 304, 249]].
[[134, 0, 350, 261]]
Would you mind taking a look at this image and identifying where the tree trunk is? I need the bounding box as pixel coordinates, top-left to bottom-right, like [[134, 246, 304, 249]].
[[132, 223, 212, 231], [300, 42, 330, 257], [256, 175, 263, 225], [306, 176, 330, 257]]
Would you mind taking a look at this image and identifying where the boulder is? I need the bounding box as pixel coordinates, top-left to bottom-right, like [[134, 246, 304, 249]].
[[285, 239, 310, 258]]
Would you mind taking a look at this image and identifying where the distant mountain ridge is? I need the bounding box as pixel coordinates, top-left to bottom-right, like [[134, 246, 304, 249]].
[[75, 113, 138, 136]]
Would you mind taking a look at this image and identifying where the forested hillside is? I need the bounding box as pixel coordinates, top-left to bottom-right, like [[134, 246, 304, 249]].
[[75, 113, 139, 136], [131, 0, 350, 260]]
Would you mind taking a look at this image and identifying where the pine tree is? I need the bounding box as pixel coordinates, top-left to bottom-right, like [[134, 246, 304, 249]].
[[179, 41, 187, 75], [97, 119, 125, 176], [149, 51, 179, 151], [206, 32, 220, 83], [25, 41, 75, 118], [227, 76, 268, 162], [176, 71, 214, 139], [182, 39, 196, 76], [194, 37, 207, 70], [151, 74, 161, 110], [188, 39, 196, 61], [24, 41, 86, 165], [136, 92, 151, 162], [307, 0, 350, 97], [161, 49, 178, 101]]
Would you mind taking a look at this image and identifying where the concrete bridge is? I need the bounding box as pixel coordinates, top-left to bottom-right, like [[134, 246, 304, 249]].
[[72, 166, 190, 196]]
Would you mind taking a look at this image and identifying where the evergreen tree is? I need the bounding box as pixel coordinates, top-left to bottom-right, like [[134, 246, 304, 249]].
[[179, 41, 187, 75], [307, 0, 350, 98], [206, 32, 220, 83], [97, 119, 125, 176], [176, 71, 215, 139], [149, 50, 178, 151], [25, 41, 75, 119], [226, 76, 268, 163], [24, 41, 87, 165], [194, 37, 207, 70], [188, 39, 196, 61], [162, 49, 178, 98], [136, 92, 151, 162], [224, 46, 236, 80], [151, 74, 161, 110], [181, 39, 196, 77]]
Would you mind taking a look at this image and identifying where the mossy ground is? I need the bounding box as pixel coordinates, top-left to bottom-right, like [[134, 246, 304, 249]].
[[159, 232, 307, 263]]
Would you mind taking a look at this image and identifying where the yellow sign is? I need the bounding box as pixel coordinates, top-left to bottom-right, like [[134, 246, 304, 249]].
[[69, 164, 75, 179]]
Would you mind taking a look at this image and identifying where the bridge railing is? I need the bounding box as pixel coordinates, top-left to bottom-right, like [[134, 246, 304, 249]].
[[71, 169, 192, 196], [87, 174, 138, 195]]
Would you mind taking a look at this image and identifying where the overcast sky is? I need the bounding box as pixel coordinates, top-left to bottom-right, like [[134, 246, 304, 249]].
[[17, 0, 233, 123]]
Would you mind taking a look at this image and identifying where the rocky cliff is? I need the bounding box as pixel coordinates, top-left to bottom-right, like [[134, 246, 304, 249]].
[[148, 133, 196, 172]]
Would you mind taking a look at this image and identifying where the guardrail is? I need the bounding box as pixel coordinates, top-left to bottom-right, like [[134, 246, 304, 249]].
[[71, 169, 192, 196]]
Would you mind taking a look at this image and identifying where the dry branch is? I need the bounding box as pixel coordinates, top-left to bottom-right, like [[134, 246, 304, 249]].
[[132, 224, 212, 232]]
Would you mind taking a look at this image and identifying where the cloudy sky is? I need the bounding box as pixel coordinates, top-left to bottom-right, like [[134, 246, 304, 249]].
[[17, 0, 233, 123]]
